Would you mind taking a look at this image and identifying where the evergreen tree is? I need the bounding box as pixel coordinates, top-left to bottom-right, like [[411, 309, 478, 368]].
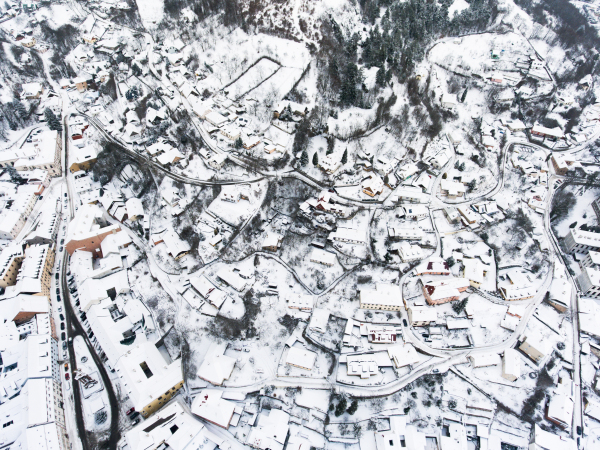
[[341, 148, 348, 165], [326, 135, 335, 155], [383, 174, 389, 185], [334, 398, 347, 417], [44, 108, 62, 132], [347, 400, 358, 415], [11, 100, 27, 120], [312, 152, 319, 167], [340, 63, 360, 106], [300, 149, 308, 167], [6, 166, 24, 184], [234, 137, 243, 149], [461, 88, 468, 103], [376, 67, 386, 86]]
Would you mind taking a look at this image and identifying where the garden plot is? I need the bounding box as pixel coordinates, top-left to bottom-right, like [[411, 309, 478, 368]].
[[248, 66, 305, 103], [226, 58, 280, 100], [429, 32, 535, 79]]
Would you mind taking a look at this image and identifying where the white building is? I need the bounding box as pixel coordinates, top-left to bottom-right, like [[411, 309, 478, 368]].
[[309, 249, 337, 266], [387, 344, 420, 368], [564, 228, 600, 254], [398, 243, 424, 263], [407, 306, 437, 327], [246, 409, 290, 450], [197, 342, 236, 386], [359, 284, 403, 311], [191, 389, 235, 429], [501, 349, 521, 382], [285, 347, 317, 371], [115, 341, 184, 418]]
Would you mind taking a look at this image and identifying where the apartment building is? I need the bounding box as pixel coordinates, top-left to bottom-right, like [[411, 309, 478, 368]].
[[66, 204, 121, 257], [12, 244, 55, 297], [0, 244, 24, 287], [564, 228, 600, 254]]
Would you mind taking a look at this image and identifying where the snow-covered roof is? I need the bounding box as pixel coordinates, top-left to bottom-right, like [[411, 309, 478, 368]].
[[197, 342, 236, 386], [285, 347, 317, 370], [387, 344, 420, 368], [115, 340, 183, 412], [191, 389, 235, 429]]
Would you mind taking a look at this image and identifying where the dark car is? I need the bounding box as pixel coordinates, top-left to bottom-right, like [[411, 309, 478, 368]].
[[75, 300, 80, 307], [80, 313, 87, 322], [403, 319, 408, 327], [126, 407, 135, 416], [56, 288, 60, 295], [59, 314, 64, 321], [55, 273, 59, 280], [62, 341, 67, 350], [69, 288, 76, 294], [577, 426, 582, 436], [60, 247, 64, 252], [61, 332, 66, 341], [56, 296, 61, 302], [64, 193, 67, 198], [60, 323, 65, 330], [60, 239, 64, 245], [130, 411, 140, 420]]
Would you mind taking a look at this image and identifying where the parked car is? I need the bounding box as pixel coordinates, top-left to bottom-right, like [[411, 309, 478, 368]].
[[60, 239, 64, 245], [56, 296, 61, 302], [62, 341, 67, 350], [130, 411, 140, 420], [65, 373, 70, 380], [60, 247, 64, 252], [64, 363, 68, 371], [75, 300, 80, 307], [55, 273, 59, 280], [58, 307, 62, 313], [403, 319, 408, 327], [64, 193, 67, 198], [56, 288, 60, 295], [69, 288, 76, 294], [61, 332, 66, 341], [132, 419, 140, 426], [60, 323, 65, 330], [126, 407, 135, 416], [59, 314, 64, 321]]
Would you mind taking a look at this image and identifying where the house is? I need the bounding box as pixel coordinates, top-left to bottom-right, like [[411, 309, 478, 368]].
[[414, 258, 450, 276], [207, 153, 227, 170], [531, 125, 564, 141], [345, 354, 381, 378], [457, 205, 479, 224], [156, 149, 184, 166], [407, 306, 437, 327], [204, 111, 228, 128], [286, 347, 317, 371], [74, 77, 89, 93], [156, 229, 188, 259], [387, 226, 424, 241], [387, 344, 420, 368], [21, 82, 43, 99], [461, 258, 489, 288], [191, 389, 235, 429], [546, 388, 574, 429], [262, 232, 283, 252], [197, 342, 236, 386], [530, 424, 576, 450], [359, 284, 403, 311], [287, 294, 314, 311], [362, 174, 384, 197], [247, 409, 290, 450], [328, 228, 367, 245], [440, 179, 466, 199], [392, 187, 429, 204], [362, 324, 400, 344], [441, 93, 457, 110], [308, 308, 329, 333], [519, 334, 549, 363], [125, 198, 144, 221], [551, 154, 569, 175], [402, 205, 428, 221], [507, 119, 526, 132], [502, 349, 521, 382], [309, 248, 337, 266], [468, 353, 501, 368], [422, 278, 469, 305], [398, 243, 424, 263]]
